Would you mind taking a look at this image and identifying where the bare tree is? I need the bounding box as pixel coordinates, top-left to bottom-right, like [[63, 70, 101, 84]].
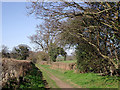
[[1, 45, 10, 58], [29, 18, 62, 53]]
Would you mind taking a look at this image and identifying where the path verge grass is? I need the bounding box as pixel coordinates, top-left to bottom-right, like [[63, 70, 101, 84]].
[[39, 64, 119, 88], [36, 64, 59, 88]]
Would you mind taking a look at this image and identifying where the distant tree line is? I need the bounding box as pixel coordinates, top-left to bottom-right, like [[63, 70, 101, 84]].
[[1, 44, 30, 60], [1, 44, 64, 63]]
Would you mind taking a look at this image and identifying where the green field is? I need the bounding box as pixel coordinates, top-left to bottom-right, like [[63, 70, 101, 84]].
[[57, 60, 77, 63], [38, 64, 119, 88]]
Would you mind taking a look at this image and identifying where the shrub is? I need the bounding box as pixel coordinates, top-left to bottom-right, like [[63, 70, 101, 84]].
[[37, 51, 49, 63], [27, 51, 37, 63], [11, 44, 30, 60], [75, 42, 105, 73], [49, 46, 67, 62], [19, 63, 45, 88]]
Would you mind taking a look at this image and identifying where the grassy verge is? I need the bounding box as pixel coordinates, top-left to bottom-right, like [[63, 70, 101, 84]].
[[39, 64, 119, 88], [38, 65, 77, 88], [36, 64, 59, 88]]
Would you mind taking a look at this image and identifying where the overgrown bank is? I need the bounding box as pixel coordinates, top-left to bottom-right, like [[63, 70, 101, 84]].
[[18, 63, 46, 89], [2, 58, 46, 89]]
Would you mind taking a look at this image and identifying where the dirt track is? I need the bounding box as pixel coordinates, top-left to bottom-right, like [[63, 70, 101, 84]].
[[40, 66, 73, 88], [37, 65, 87, 90]]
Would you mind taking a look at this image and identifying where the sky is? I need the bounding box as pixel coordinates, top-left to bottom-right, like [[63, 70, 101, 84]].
[[2, 2, 41, 51], [2, 2, 75, 55]]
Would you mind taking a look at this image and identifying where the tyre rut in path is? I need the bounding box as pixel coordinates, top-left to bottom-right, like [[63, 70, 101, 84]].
[[40, 66, 73, 88]]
